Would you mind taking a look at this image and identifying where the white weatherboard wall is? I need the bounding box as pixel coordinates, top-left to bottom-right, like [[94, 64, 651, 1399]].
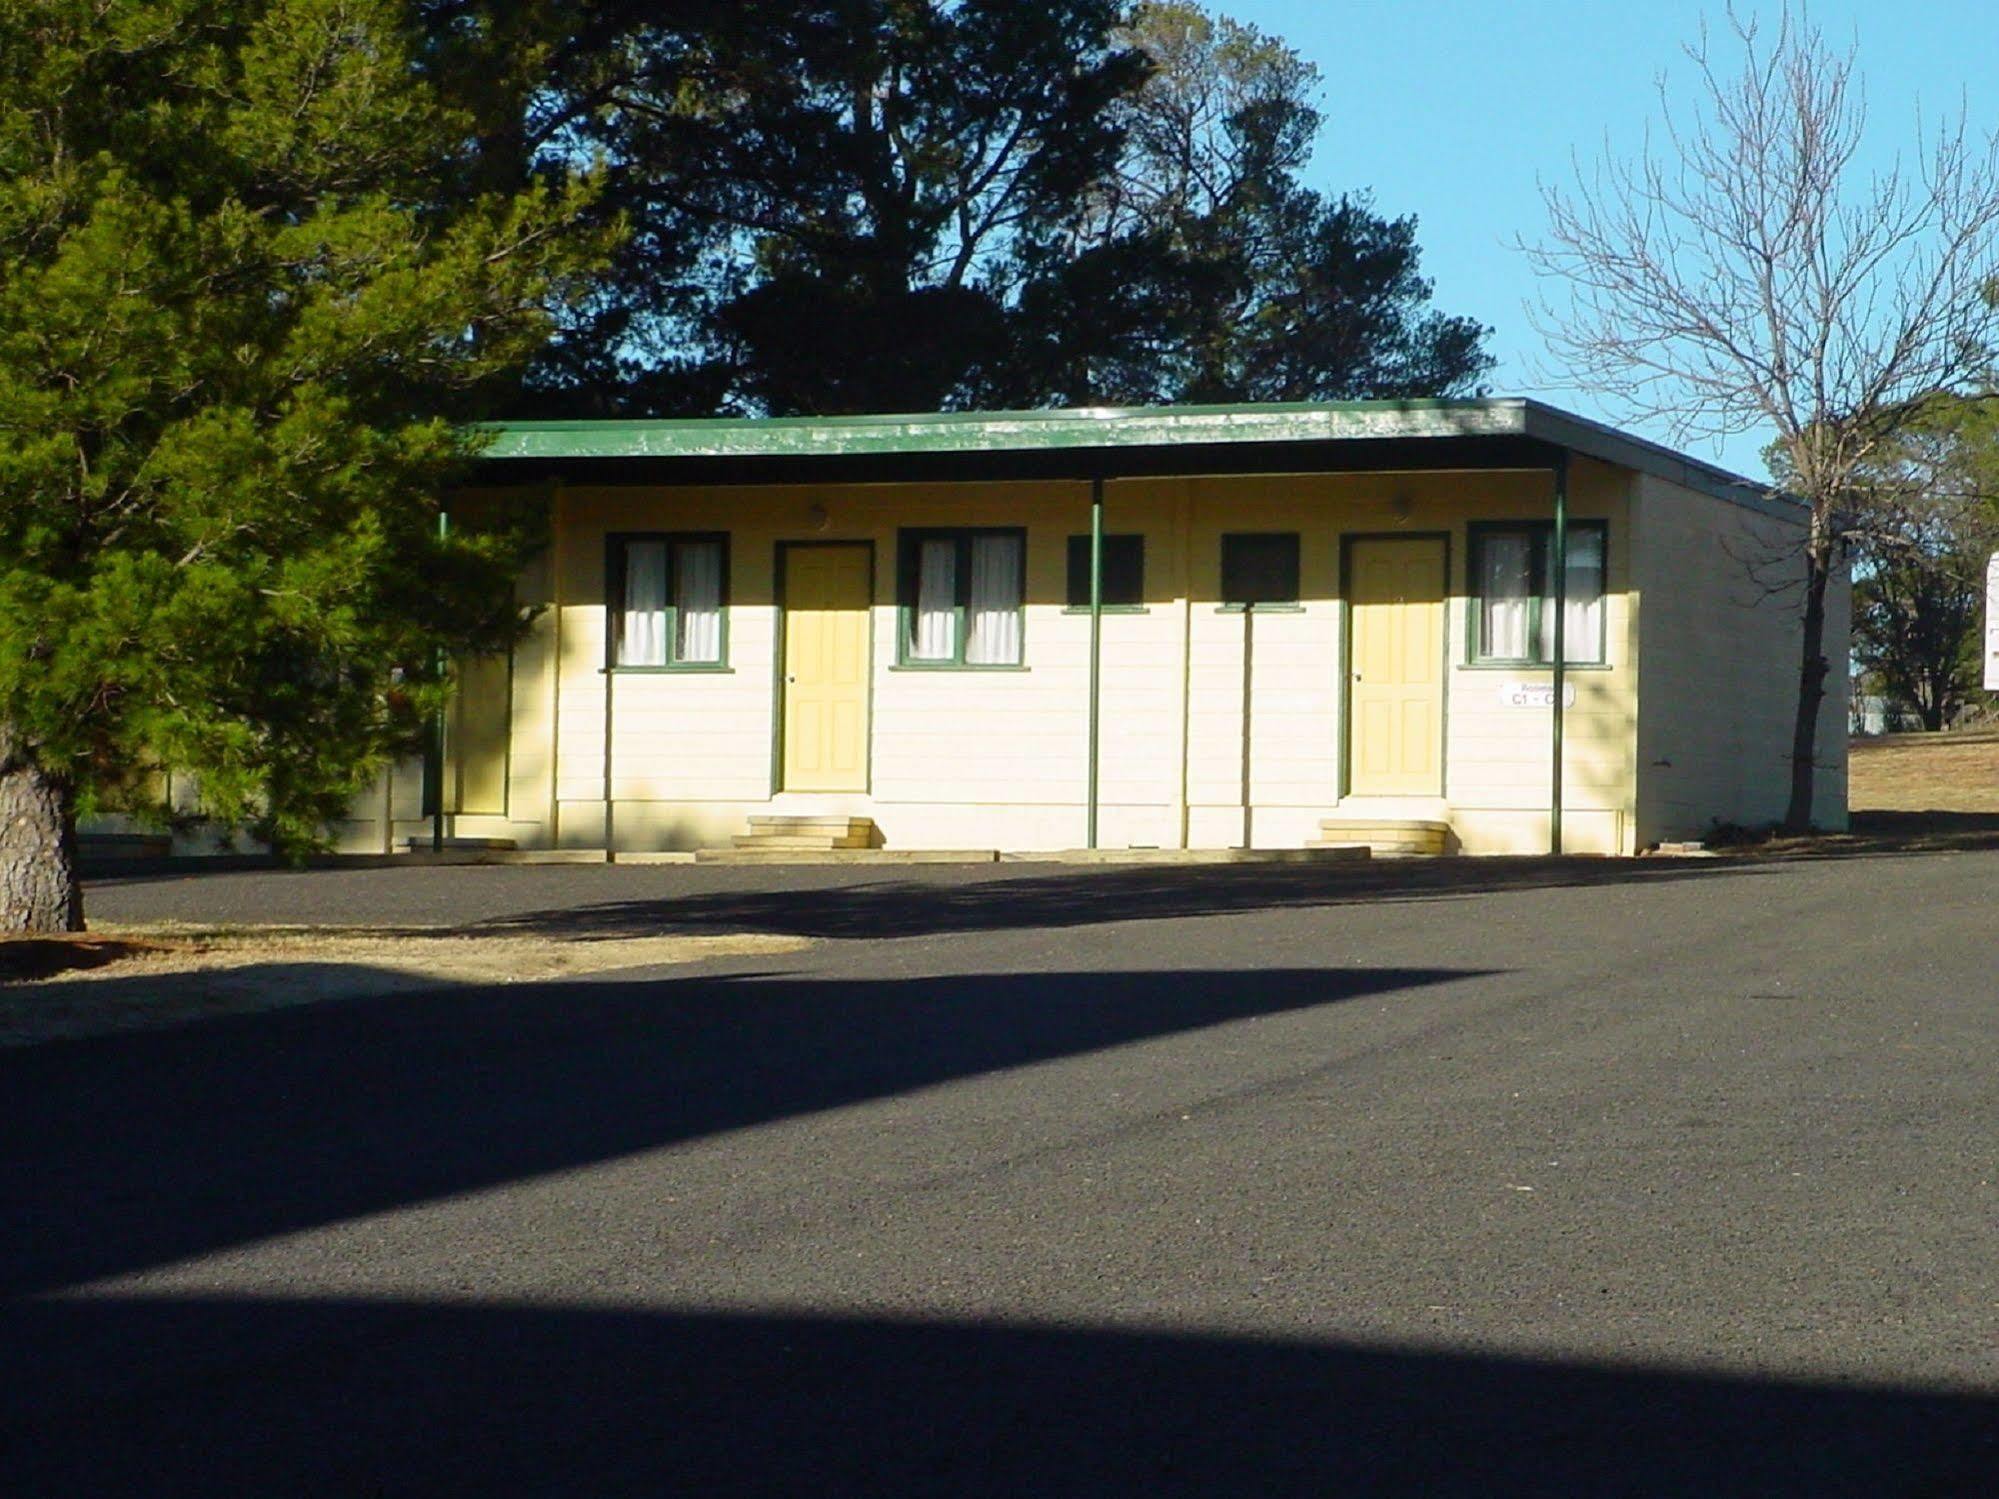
[[1629, 473, 1849, 841], [416, 466, 1646, 855], [82, 451, 1840, 859], [1430, 460, 1634, 856]]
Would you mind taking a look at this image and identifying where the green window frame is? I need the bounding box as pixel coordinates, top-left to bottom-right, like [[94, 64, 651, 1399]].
[[1467, 520, 1608, 666], [606, 531, 731, 671], [1220, 532, 1302, 611], [1065, 533, 1146, 611], [896, 527, 1027, 668]]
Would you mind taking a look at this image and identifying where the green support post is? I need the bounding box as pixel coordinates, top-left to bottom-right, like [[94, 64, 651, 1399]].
[[1087, 477, 1104, 850], [1550, 454, 1568, 856], [433, 508, 448, 855]]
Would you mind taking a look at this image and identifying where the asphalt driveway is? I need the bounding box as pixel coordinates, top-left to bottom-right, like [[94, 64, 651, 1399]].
[[5, 850, 1996, 1494]]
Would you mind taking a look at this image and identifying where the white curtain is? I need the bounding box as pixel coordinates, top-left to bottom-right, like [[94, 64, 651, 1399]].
[[675, 540, 724, 663], [1479, 532, 1533, 660], [621, 540, 668, 666], [1558, 529, 1605, 664], [965, 533, 1022, 664], [913, 538, 957, 660]]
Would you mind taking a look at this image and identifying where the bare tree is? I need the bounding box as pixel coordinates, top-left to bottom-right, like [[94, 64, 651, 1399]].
[[1523, 4, 1999, 830]]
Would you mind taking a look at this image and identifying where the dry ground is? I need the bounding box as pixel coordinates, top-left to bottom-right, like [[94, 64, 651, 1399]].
[[1848, 726, 1999, 813], [0, 925, 808, 1047]]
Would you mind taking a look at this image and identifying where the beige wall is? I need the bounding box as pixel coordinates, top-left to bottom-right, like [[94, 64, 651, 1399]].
[[426, 463, 1643, 855], [84, 456, 1844, 860], [1630, 474, 1850, 841]]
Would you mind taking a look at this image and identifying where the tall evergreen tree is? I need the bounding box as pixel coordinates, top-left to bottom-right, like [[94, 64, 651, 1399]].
[[1846, 399, 1999, 730], [0, 0, 609, 931], [1034, 1, 1490, 405], [531, 1, 1490, 415], [532, 0, 1145, 415]]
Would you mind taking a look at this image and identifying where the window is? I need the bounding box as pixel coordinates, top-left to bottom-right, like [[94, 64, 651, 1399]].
[[1469, 522, 1607, 665], [899, 529, 1025, 666], [609, 533, 728, 668], [1065, 534, 1145, 610], [1221, 533, 1301, 609]]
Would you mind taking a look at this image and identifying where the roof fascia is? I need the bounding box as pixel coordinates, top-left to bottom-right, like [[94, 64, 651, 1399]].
[[473, 431, 1568, 490], [1518, 402, 1800, 519]]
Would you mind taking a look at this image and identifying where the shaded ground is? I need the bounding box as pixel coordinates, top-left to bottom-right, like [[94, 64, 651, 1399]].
[[0, 934, 177, 984], [67, 727, 1999, 952], [8, 848, 1997, 1493], [0, 926, 806, 1046], [8, 1301, 1991, 1497], [72, 828, 1999, 945], [84, 852, 1779, 940]]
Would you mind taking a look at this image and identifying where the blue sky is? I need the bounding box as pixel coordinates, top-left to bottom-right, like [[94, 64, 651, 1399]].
[[1221, 1, 1999, 479]]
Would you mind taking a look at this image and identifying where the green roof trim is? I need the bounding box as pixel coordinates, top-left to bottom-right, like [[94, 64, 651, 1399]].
[[474, 398, 1791, 516], [478, 398, 1516, 459]]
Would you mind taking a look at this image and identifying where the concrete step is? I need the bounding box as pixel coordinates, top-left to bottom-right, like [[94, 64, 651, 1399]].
[[1003, 846, 1372, 865], [748, 815, 878, 835], [1316, 818, 1453, 856], [739, 814, 882, 851], [731, 833, 877, 850], [695, 848, 999, 865]]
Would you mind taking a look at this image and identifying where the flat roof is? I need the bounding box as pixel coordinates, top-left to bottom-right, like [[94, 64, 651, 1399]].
[[476, 398, 1789, 514]]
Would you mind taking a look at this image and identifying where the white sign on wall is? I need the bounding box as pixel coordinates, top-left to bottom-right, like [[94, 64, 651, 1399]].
[[1500, 681, 1578, 709], [1986, 553, 1999, 692]]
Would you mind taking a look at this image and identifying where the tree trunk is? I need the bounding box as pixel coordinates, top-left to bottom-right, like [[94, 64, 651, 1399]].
[[1783, 545, 1833, 834], [0, 744, 83, 934]]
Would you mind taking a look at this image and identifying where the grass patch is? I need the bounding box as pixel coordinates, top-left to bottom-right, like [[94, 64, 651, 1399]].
[[1849, 729, 1999, 815]]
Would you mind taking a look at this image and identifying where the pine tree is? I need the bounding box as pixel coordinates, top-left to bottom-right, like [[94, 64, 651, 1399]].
[[0, 0, 609, 930]]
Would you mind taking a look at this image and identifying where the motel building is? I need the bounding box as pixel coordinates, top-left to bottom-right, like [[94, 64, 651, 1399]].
[[332, 399, 1848, 861]]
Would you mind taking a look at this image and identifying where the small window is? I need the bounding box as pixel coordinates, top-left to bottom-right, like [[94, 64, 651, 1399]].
[[1066, 534, 1145, 609], [610, 533, 728, 668], [1469, 522, 1606, 665], [899, 528, 1025, 666], [1221, 533, 1301, 609]]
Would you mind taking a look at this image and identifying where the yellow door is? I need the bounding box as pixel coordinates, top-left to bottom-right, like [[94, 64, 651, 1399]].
[[1347, 538, 1445, 796], [449, 651, 511, 815], [782, 544, 872, 791]]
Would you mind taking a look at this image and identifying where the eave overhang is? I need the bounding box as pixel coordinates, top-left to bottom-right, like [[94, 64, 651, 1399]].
[[470, 398, 1794, 517]]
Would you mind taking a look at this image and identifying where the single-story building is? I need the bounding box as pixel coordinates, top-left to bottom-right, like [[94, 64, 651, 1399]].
[[316, 399, 1854, 857]]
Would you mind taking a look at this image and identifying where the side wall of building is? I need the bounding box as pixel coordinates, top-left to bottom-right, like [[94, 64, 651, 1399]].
[[1629, 474, 1850, 842]]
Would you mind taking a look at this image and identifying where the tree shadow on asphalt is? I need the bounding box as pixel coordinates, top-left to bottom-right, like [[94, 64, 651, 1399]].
[[465, 856, 1781, 942], [3, 1297, 1992, 1496], [85, 813, 1999, 942], [1788, 809, 1999, 853], [0, 963, 1483, 1297]]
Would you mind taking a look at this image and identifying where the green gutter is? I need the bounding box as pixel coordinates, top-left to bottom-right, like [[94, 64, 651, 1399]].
[[477, 399, 1522, 462]]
